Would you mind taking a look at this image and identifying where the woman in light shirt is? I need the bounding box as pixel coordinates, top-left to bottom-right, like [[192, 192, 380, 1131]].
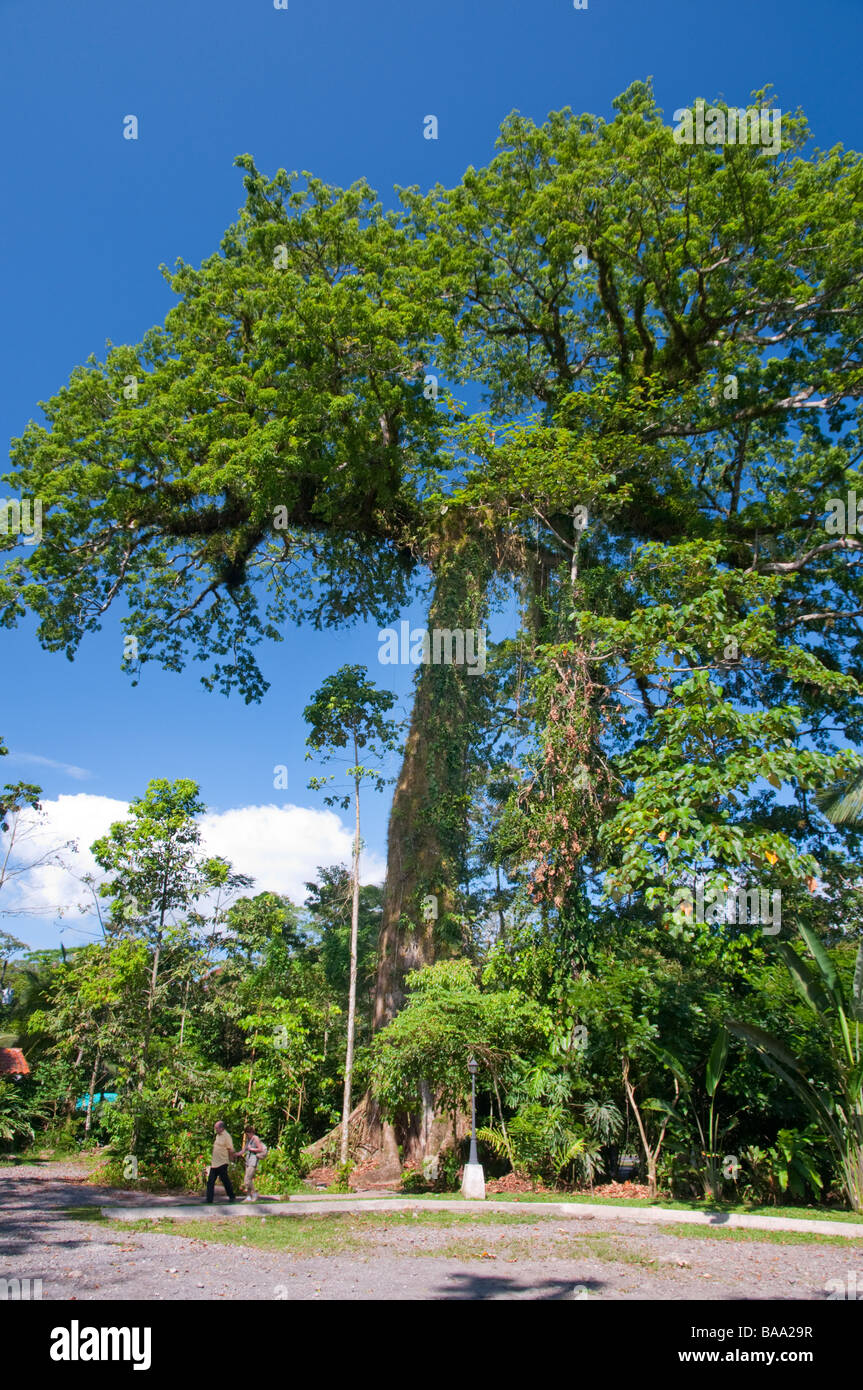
[[241, 1125, 266, 1202]]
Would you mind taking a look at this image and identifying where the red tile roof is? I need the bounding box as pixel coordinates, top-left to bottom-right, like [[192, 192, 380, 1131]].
[[0, 1047, 29, 1076]]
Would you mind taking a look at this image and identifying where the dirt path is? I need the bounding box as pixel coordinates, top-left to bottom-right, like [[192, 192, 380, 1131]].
[[1, 1161, 858, 1301]]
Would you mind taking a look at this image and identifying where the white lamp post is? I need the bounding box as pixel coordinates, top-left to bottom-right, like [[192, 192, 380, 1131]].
[[461, 1055, 486, 1200]]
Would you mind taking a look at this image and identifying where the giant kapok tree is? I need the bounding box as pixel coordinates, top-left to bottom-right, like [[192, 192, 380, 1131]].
[[4, 81, 863, 1175]]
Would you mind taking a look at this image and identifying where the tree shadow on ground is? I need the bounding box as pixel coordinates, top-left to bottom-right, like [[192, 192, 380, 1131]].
[[433, 1271, 606, 1300]]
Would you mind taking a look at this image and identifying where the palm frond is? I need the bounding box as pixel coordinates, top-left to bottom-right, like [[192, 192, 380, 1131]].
[[816, 776, 863, 826], [476, 1125, 513, 1164]]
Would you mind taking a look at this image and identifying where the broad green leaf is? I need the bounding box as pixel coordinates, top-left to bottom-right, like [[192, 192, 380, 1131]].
[[726, 1019, 841, 1146], [706, 1027, 729, 1098], [775, 941, 832, 1016], [642, 1098, 680, 1119], [847, 1056, 863, 1103], [648, 1044, 690, 1091], [797, 922, 840, 1001], [725, 1018, 803, 1073]]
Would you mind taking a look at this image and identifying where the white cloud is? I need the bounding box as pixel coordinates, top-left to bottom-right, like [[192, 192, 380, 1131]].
[[0, 793, 129, 923], [0, 794, 385, 927], [5, 751, 93, 781], [199, 803, 385, 900]]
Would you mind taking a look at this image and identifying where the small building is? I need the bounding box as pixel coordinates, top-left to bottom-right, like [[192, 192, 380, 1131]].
[[0, 1047, 30, 1078]]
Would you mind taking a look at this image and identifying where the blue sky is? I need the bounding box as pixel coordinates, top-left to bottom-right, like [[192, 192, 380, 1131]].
[[1, 0, 860, 950]]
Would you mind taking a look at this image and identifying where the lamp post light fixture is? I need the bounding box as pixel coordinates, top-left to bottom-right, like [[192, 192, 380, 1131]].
[[461, 1053, 485, 1200]]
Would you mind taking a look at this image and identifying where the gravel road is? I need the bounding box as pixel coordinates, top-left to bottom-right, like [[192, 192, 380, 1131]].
[[1, 1161, 858, 1301]]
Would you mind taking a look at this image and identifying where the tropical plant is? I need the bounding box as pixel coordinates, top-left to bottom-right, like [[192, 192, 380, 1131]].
[[738, 1128, 825, 1206], [371, 959, 548, 1163], [478, 1102, 598, 1186], [728, 925, 863, 1211], [0, 1080, 47, 1147], [664, 1029, 733, 1202], [816, 777, 863, 827]]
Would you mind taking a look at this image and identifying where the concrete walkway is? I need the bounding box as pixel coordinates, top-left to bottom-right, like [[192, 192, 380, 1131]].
[[100, 1195, 863, 1238]]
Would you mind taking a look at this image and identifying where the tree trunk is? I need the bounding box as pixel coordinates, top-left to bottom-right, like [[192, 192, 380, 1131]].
[[83, 1050, 100, 1138], [63, 1045, 85, 1119], [367, 542, 492, 1171], [305, 542, 493, 1179], [374, 544, 491, 1034], [372, 658, 447, 1034], [138, 939, 161, 1095], [132, 911, 164, 1152], [339, 745, 362, 1168], [179, 978, 190, 1047], [622, 1054, 675, 1201]]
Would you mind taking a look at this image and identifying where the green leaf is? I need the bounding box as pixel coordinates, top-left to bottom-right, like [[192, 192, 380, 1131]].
[[846, 1056, 863, 1103], [642, 1097, 680, 1119], [726, 1020, 841, 1147], [816, 776, 863, 825], [725, 1019, 803, 1074], [648, 1044, 690, 1092], [774, 941, 832, 1017], [796, 922, 840, 1001], [706, 1027, 729, 1098]]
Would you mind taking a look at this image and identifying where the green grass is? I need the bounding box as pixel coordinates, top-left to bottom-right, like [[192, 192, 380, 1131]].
[[475, 1191, 863, 1223], [89, 1205, 863, 1260], [0, 1145, 103, 1167], [31, 1158, 863, 1225], [98, 1210, 668, 1266], [655, 1222, 863, 1248], [115, 1214, 366, 1256], [102, 1209, 544, 1256], [427, 1229, 663, 1269]]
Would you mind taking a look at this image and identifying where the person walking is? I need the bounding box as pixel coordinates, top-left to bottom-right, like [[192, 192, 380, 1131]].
[[205, 1120, 239, 1203], [241, 1124, 267, 1202]]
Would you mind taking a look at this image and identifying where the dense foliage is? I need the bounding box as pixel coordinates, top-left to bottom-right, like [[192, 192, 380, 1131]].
[[3, 83, 863, 1208]]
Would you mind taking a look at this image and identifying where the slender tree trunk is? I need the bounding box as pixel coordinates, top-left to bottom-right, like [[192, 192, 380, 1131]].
[[132, 873, 169, 1151], [138, 938, 161, 1098], [63, 1044, 85, 1119], [495, 865, 507, 941], [83, 1050, 100, 1138], [622, 1054, 673, 1200], [247, 997, 264, 1101], [179, 978, 190, 1047], [339, 742, 362, 1168], [491, 1073, 509, 1145]]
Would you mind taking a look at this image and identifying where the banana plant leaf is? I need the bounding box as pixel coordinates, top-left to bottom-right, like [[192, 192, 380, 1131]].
[[706, 1027, 729, 1098], [774, 941, 832, 1016], [725, 1019, 842, 1149], [797, 921, 841, 1001]]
